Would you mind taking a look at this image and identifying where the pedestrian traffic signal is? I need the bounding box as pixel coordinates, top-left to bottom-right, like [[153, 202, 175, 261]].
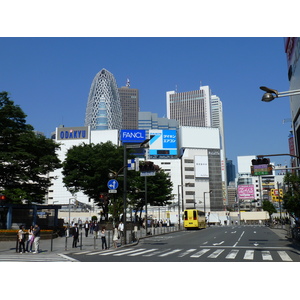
[[0, 194, 6, 201]]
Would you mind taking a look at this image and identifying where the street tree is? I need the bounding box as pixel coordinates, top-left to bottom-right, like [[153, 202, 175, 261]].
[[62, 142, 174, 221], [127, 168, 174, 221], [262, 200, 277, 220], [283, 172, 300, 223], [62, 141, 127, 219], [0, 91, 61, 204]]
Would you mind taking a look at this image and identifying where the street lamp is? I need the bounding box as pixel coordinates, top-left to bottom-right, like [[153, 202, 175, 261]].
[[260, 86, 300, 102]]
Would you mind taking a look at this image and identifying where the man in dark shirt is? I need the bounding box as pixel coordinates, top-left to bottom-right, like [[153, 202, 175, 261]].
[[72, 223, 79, 248]]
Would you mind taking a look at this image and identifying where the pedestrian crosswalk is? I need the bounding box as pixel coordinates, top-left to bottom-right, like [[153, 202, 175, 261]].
[[0, 253, 79, 262], [71, 247, 297, 261]]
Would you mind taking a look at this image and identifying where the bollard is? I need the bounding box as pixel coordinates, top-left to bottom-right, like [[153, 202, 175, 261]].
[[65, 236, 68, 251], [16, 235, 19, 253], [80, 232, 82, 250], [94, 236, 96, 249], [108, 231, 110, 249], [51, 232, 54, 252]]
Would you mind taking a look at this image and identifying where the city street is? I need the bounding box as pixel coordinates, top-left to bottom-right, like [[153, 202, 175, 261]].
[[65, 225, 300, 262]]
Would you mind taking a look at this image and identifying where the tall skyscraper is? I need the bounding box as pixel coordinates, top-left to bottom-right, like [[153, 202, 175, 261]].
[[166, 85, 228, 206], [85, 69, 122, 130], [166, 86, 212, 127], [118, 79, 139, 129]]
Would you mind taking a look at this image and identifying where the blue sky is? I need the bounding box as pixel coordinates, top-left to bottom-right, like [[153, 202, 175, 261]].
[[0, 37, 292, 167]]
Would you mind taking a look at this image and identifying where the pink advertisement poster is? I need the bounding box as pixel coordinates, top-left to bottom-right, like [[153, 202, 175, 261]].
[[238, 184, 255, 200]]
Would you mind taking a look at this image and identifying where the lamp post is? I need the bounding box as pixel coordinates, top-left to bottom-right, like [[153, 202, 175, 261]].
[[123, 139, 150, 245], [177, 185, 182, 230], [260, 86, 300, 102]]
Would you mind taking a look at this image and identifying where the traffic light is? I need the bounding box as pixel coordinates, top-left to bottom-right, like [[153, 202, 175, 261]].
[[139, 161, 159, 172], [0, 194, 6, 201], [251, 158, 270, 165]]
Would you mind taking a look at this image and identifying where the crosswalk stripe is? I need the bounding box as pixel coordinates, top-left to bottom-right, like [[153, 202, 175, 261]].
[[178, 249, 197, 257], [244, 250, 254, 260], [69, 247, 296, 262], [113, 249, 146, 256], [97, 248, 135, 256], [158, 249, 182, 257], [208, 249, 224, 258], [277, 251, 292, 262], [190, 249, 210, 258], [262, 251, 272, 261], [143, 248, 172, 257], [226, 249, 239, 259], [129, 249, 158, 256]]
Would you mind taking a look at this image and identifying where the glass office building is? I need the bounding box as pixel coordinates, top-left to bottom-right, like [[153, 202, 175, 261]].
[[85, 69, 122, 130]]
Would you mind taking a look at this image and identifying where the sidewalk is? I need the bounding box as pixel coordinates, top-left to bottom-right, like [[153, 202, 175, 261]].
[[0, 225, 180, 256]]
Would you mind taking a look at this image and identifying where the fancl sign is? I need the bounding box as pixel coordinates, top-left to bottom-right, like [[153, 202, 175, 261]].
[[57, 126, 89, 140], [120, 130, 146, 143]]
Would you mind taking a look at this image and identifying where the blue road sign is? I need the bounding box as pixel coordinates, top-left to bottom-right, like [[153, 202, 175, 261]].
[[107, 179, 119, 190]]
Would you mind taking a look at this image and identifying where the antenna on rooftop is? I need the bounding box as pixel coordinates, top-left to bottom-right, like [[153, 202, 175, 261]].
[[199, 80, 202, 89], [126, 78, 130, 87], [175, 85, 178, 92]]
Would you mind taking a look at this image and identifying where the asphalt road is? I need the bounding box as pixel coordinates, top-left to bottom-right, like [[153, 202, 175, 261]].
[[65, 225, 300, 262]]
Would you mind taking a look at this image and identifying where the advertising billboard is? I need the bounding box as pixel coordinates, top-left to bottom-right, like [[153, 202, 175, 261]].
[[238, 185, 255, 200], [120, 129, 146, 143], [57, 126, 89, 140], [149, 130, 177, 157], [194, 155, 209, 178]]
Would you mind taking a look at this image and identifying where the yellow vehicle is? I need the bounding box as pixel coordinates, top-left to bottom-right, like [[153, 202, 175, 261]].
[[184, 209, 206, 229]]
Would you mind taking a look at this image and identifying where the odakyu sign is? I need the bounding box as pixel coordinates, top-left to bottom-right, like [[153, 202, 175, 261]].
[[120, 129, 146, 143], [57, 126, 89, 140]]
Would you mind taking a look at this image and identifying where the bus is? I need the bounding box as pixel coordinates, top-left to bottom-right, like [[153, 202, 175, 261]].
[[184, 209, 206, 229]]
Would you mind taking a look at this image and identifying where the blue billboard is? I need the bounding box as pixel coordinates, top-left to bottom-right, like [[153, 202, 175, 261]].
[[120, 129, 146, 143], [149, 130, 177, 157]]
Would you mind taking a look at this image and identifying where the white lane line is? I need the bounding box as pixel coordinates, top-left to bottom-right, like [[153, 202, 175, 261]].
[[233, 231, 245, 247]]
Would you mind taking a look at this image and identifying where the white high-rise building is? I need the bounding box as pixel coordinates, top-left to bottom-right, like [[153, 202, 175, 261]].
[[166, 85, 228, 206]]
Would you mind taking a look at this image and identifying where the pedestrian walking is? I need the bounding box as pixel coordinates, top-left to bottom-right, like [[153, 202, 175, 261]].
[[113, 225, 119, 248], [89, 220, 94, 234], [32, 224, 40, 254], [25, 225, 34, 252], [72, 223, 79, 248], [18, 225, 26, 253], [84, 220, 89, 237], [93, 222, 99, 239], [118, 221, 124, 237], [100, 227, 108, 250]]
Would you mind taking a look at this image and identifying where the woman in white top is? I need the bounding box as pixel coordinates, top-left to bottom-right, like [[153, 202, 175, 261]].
[[25, 225, 34, 252], [112, 225, 119, 248]]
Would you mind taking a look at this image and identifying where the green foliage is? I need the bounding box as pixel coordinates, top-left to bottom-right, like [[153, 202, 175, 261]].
[[0, 92, 61, 204], [283, 172, 300, 221], [262, 200, 277, 217], [62, 142, 174, 220]]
